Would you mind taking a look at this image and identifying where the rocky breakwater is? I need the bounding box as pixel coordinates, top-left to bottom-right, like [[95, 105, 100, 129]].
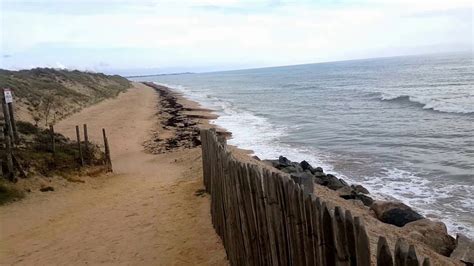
[[261, 156, 472, 263]]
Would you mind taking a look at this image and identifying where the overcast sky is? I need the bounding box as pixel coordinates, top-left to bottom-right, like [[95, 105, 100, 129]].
[[1, 0, 472, 74]]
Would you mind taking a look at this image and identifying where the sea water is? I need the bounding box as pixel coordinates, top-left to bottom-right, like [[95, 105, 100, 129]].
[[135, 52, 474, 238]]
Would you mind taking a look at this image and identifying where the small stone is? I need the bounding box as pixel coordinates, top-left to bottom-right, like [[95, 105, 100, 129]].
[[40, 186, 54, 192]]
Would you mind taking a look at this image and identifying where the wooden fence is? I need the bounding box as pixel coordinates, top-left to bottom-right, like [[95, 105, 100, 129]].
[[1, 89, 113, 180], [201, 129, 433, 266]]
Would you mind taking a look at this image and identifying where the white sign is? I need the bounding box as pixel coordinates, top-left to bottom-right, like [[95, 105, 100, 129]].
[[3, 88, 13, 103]]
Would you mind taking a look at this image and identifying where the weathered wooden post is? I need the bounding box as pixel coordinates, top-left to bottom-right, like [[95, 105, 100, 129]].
[[5, 134, 15, 181], [405, 245, 419, 266], [422, 257, 431, 266], [49, 125, 56, 156], [395, 238, 409, 266], [83, 124, 89, 163], [334, 206, 350, 266], [0, 126, 4, 178], [75, 125, 84, 166], [7, 105, 19, 143], [354, 217, 371, 266], [102, 128, 112, 172], [377, 236, 394, 266], [2, 97, 14, 142]]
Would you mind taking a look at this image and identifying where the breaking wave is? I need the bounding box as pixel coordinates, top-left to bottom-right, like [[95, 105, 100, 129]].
[[380, 93, 474, 114]]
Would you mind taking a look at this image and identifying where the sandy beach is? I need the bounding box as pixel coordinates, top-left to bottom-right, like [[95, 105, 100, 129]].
[[0, 82, 227, 265], [0, 82, 463, 265]]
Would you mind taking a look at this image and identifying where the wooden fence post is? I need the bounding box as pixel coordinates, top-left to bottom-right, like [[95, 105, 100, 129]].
[[422, 257, 431, 266], [102, 128, 112, 172], [377, 236, 394, 266], [405, 245, 419, 266], [75, 125, 84, 166], [83, 124, 89, 163], [5, 134, 15, 181], [0, 126, 4, 178], [7, 101, 18, 143], [395, 238, 409, 266], [49, 125, 56, 156], [345, 210, 357, 266], [2, 99, 14, 143], [354, 217, 371, 266], [334, 206, 350, 266], [322, 202, 336, 266]]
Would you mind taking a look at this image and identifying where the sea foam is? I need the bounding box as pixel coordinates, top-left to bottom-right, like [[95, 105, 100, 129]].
[[156, 81, 473, 239]]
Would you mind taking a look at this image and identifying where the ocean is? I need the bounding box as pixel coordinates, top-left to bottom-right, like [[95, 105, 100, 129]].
[[134, 52, 474, 238]]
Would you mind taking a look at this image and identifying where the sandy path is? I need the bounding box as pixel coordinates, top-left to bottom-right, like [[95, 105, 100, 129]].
[[0, 83, 227, 265]]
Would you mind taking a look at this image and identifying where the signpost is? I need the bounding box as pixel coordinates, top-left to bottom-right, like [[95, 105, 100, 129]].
[[3, 88, 13, 104], [3, 88, 18, 143]]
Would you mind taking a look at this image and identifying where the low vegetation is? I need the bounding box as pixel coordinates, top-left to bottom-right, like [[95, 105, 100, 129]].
[[0, 68, 131, 126], [0, 68, 126, 203], [0, 181, 24, 204]]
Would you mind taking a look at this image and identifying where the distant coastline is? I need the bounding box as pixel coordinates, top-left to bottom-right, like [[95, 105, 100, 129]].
[[125, 72, 194, 79]]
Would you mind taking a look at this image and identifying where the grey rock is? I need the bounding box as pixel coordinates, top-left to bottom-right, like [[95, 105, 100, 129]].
[[278, 156, 291, 167], [339, 178, 349, 187], [291, 172, 314, 195], [338, 187, 374, 207], [300, 160, 314, 172], [404, 219, 456, 256], [262, 159, 279, 168], [314, 171, 326, 178], [352, 184, 370, 194], [450, 233, 474, 265], [371, 201, 424, 227], [281, 166, 297, 174], [314, 167, 324, 173], [322, 174, 346, 190]]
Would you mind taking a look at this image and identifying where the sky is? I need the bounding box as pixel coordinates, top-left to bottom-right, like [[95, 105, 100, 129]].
[[0, 0, 472, 74]]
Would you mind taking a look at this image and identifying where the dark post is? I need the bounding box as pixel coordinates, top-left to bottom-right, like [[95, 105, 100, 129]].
[[83, 124, 89, 163], [7, 101, 19, 143], [102, 128, 112, 172], [76, 125, 84, 166], [0, 126, 4, 177], [49, 125, 56, 156], [5, 134, 15, 181], [2, 99, 14, 142]]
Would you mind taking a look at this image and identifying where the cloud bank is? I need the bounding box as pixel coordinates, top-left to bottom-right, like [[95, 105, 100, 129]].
[[1, 0, 472, 73]]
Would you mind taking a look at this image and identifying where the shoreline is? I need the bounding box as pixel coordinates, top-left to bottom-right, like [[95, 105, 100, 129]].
[[142, 81, 470, 264]]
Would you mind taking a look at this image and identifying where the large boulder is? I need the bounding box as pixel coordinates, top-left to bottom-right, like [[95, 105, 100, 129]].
[[262, 159, 279, 168], [338, 186, 374, 207], [290, 172, 314, 195], [281, 166, 299, 174], [404, 219, 456, 256], [370, 201, 424, 227], [351, 184, 370, 194], [450, 234, 474, 265], [314, 167, 324, 173], [278, 156, 291, 167], [321, 174, 347, 190], [300, 160, 313, 171]]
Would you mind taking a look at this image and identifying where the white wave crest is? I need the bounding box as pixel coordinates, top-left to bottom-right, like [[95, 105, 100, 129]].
[[380, 93, 474, 114]]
